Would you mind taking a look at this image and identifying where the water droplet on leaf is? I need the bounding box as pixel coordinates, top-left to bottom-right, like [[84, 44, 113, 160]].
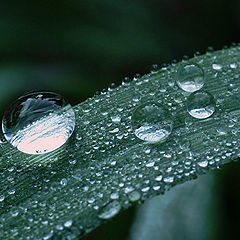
[[198, 160, 208, 168], [212, 63, 223, 70], [98, 201, 121, 220], [60, 178, 68, 186], [128, 191, 141, 202], [0, 194, 5, 202], [174, 92, 185, 103], [110, 192, 119, 200], [176, 64, 204, 92], [155, 175, 163, 181], [186, 91, 215, 119], [2, 91, 75, 154], [111, 116, 121, 123], [230, 63, 237, 69], [131, 102, 173, 143], [163, 176, 174, 183], [64, 220, 73, 228]]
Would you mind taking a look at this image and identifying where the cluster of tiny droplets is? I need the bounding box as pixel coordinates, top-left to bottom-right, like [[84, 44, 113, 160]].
[[0, 45, 239, 239]]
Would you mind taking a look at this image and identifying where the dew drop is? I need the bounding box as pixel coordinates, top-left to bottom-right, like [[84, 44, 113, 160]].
[[230, 63, 237, 69], [110, 160, 117, 166], [216, 126, 228, 135], [124, 186, 134, 194], [64, 220, 73, 228], [98, 201, 121, 220], [8, 189, 16, 195], [186, 91, 216, 119], [141, 186, 150, 192], [131, 102, 173, 143], [111, 115, 121, 123], [128, 191, 141, 202], [56, 225, 64, 231], [176, 63, 204, 92], [88, 197, 96, 204], [60, 178, 68, 186], [163, 176, 174, 183], [153, 185, 160, 191], [174, 92, 185, 103], [0, 194, 5, 202], [198, 160, 208, 168], [2, 91, 75, 154], [43, 232, 53, 240], [110, 192, 119, 200], [155, 175, 163, 181], [212, 63, 223, 70]]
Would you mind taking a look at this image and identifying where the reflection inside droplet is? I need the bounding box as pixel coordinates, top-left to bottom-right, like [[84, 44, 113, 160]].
[[176, 63, 205, 92], [186, 91, 215, 119], [131, 102, 173, 143], [2, 91, 75, 154]]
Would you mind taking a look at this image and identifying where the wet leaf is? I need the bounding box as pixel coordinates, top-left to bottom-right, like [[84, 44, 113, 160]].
[[0, 46, 239, 239]]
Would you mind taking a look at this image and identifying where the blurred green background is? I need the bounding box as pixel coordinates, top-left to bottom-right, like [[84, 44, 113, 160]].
[[0, 0, 239, 239]]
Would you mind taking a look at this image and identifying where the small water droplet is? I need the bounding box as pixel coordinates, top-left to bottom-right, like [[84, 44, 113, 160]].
[[43, 232, 53, 240], [128, 191, 141, 202], [131, 102, 173, 143], [230, 63, 237, 69], [8, 189, 16, 195], [69, 159, 77, 165], [110, 160, 117, 166], [100, 107, 109, 116], [141, 186, 150, 192], [198, 160, 208, 168], [153, 185, 160, 191], [2, 91, 75, 154], [110, 192, 119, 200], [60, 178, 68, 186], [146, 161, 154, 167], [98, 201, 121, 220], [64, 220, 73, 228], [109, 128, 119, 134], [155, 175, 163, 181], [186, 91, 215, 119], [163, 176, 174, 183], [124, 186, 134, 194], [111, 116, 121, 123], [174, 92, 185, 103], [216, 126, 228, 135], [56, 225, 64, 230], [0, 194, 5, 202], [176, 64, 204, 92], [212, 63, 223, 70], [88, 197, 96, 203]]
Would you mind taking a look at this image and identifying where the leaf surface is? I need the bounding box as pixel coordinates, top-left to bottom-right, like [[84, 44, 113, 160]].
[[0, 46, 239, 239]]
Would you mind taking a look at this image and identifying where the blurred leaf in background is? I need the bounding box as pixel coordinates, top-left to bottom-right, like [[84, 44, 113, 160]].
[[130, 174, 218, 240], [0, 0, 239, 239]]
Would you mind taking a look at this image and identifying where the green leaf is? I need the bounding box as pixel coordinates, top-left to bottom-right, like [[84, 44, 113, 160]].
[[130, 174, 217, 240], [0, 46, 239, 239]]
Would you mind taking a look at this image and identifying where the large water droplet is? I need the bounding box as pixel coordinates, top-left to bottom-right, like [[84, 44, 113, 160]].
[[2, 91, 75, 154], [176, 63, 204, 92], [186, 91, 215, 119], [131, 102, 173, 143], [98, 201, 121, 220]]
